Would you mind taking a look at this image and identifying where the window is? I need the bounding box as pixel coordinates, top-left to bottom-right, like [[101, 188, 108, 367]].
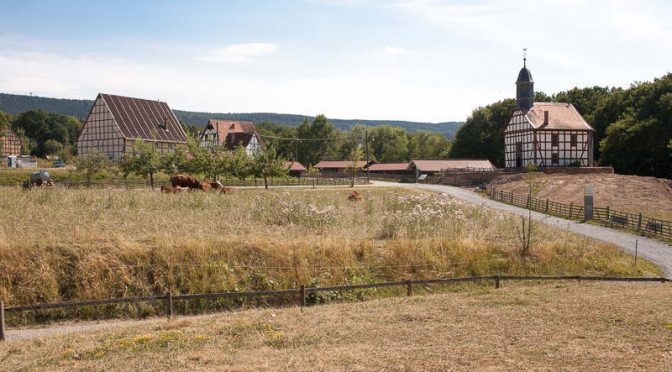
[[551, 133, 559, 147], [570, 134, 577, 147], [551, 153, 559, 166]]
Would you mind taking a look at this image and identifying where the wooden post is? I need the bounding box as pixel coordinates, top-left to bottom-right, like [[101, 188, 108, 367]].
[[569, 202, 574, 219], [634, 239, 638, 268], [0, 300, 5, 341], [637, 213, 643, 233], [495, 275, 500, 289], [526, 195, 531, 208], [545, 199, 549, 214], [605, 206, 610, 221], [165, 291, 173, 319], [406, 280, 413, 296], [300, 285, 306, 307]]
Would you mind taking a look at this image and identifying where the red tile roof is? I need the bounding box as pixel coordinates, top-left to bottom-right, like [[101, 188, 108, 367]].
[[411, 159, 496, 172], [526, 102, 594, 131], [207, 120, 259, 143], [367, 162, 410, 172], [314, 160, 370, 169], [284, 161, 307, 172], [100, 94, 187, 143]]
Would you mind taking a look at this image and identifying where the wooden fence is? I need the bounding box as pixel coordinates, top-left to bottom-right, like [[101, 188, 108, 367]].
[[0, 275, 668, 341], [488, 188, 672, 239]]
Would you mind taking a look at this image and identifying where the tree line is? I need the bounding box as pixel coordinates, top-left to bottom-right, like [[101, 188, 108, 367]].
[[76, 139, 287, 189], [257, 115, 452, 167], [450, 73, 672, 178]]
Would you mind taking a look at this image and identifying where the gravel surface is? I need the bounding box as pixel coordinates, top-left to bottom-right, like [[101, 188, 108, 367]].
[[371, 181, 672, 277]]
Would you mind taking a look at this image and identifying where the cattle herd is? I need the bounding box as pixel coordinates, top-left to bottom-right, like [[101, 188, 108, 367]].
[[161, 174, 234, 194]]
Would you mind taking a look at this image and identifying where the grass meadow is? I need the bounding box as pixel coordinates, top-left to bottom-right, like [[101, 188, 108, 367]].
[[0, 186, 658, 322]]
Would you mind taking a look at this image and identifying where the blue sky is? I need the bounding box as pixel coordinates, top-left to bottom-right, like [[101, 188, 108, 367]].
[[1, 0, 670, 122]]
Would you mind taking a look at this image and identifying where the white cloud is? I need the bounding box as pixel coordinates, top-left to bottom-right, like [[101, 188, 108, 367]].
[[384, 46, 409, 55], [197, 43, 279, 64]]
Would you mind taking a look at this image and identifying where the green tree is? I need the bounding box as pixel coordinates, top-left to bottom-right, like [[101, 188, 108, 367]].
[[598, 74, 672, 177], [251, 145, 287, 189], [11, 110, 81, 157], [297, 115, 337, 166], [449, 99, 517, 167], [75, 150, 109, 187], [368, 125, 409, 162], [42, 139, 63, 156], [225, 146, 252, 181], [119, 140, 164, 189], [256, 121, 298, 160], [408, 131, 451, 159]]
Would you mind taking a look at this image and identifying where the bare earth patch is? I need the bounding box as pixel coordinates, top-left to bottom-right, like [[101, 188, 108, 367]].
[[490, 173, 672, 220], [2, 282, 672, 371]]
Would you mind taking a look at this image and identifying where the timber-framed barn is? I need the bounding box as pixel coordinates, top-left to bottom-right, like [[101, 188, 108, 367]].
[[77, 93, 188, 159], [504, 60, 595, 168]]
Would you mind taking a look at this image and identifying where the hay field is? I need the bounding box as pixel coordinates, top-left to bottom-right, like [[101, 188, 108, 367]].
[[0, 187, 657, 315], [2, 282, 671, 370]]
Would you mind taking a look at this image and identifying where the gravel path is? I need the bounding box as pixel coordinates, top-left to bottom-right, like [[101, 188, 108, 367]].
[[371, 181, 672, 277]]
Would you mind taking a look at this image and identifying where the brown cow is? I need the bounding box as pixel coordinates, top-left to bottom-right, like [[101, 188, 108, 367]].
[[209, 181, 224, 190], [199, 183, 212, 191], [220, 187, 234, 194], [170, 175, 201, 189], [161, 185, 183, 194]]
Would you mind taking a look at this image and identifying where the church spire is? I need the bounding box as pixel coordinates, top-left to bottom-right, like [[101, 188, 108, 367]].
[[516, 50, 534, 110]]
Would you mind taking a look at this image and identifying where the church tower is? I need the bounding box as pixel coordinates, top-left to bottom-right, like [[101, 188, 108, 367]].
[[516, 57, 534, 110]]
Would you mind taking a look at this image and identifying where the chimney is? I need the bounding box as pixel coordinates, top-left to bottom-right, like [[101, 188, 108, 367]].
[[544, 111, 549, 125]]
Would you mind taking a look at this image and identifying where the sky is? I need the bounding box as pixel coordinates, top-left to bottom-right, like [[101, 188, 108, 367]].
[[0, 0, 670, 123]]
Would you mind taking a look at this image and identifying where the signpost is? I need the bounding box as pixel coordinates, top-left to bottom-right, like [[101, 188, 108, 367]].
[[584, 185, 594, 221]]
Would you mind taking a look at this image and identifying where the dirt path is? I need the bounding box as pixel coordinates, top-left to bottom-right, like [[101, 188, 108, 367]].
[[370, 181, 672, 277]]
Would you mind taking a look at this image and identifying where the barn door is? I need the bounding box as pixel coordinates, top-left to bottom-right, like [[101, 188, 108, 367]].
[[515, 143, 523, 168]]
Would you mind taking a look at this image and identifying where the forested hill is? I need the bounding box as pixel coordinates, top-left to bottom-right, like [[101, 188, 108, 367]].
[[0, 93, 462, 138]]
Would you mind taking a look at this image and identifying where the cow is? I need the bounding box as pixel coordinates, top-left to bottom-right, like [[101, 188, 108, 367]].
[[209, 181, 224, 190], [161, 185, 183, 194], [199, 183, 212, 191], [220, 187, 234, 194], [170, 175, 201, 189]]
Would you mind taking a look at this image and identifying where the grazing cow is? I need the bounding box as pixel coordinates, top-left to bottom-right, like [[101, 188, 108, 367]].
[[348, 191, 362, 202], [199, 183, 212, 191], [161, 185, 183, 194], [220, 187, 234, 194], [209, 181, 224, 190], [170, 175, 201, 189]]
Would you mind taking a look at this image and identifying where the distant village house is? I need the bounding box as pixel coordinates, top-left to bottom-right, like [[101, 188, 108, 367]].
[[409, 159, 496, 176], [77, 93, 188, 158], [504, 60, 595, 168], [198, 120, 263, 156], [0, 127, 22, 157], [284, 161, 307, 177], [314, 160, 374, 174]]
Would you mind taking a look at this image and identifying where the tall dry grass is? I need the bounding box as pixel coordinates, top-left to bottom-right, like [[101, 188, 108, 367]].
[[0, 187, 657, 315]]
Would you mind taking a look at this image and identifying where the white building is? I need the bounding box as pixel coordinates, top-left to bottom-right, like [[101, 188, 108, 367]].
[[198, 120, 263, 156], [504, 60, 595, 168]]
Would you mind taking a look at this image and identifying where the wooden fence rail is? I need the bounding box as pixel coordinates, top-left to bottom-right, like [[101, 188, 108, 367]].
[[488, 188, 671, 239], [1, 275, 668, 341]]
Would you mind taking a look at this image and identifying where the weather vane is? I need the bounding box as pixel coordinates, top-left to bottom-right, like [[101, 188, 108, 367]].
[[523, 48, 527, 67]]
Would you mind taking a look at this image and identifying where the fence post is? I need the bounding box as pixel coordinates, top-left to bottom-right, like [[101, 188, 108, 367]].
[[300, 285, 306, 307], [545, 199, 549, 214], [0, 300, 5, 341], [406, 280, 413, 296], [499, 190, 503, 201], [606, 206, 610, 221], [495, 275, 500, 289], [165, 291, 173, 319], [526, 195, 531, 208], [637, 213, 643, 233], [569, 202, 574, 219]]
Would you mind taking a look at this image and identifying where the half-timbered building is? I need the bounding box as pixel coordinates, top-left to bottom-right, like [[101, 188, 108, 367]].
[[504, 61, 595, 168], [198, 120, 263, 156], [77, 94, 188, 158], [0, 126, 22, 156]]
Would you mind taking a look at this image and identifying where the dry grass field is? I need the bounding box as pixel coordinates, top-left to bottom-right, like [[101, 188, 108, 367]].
[[2, 281, 671, 371], [490, 173, 672, 220], [0, 187, 658, 321]]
